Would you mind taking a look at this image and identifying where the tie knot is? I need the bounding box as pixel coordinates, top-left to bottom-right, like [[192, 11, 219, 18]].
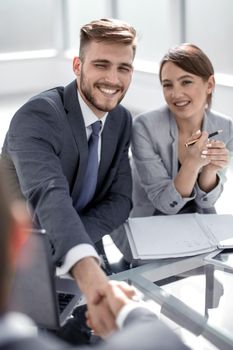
[[91, 121, 102, 136]]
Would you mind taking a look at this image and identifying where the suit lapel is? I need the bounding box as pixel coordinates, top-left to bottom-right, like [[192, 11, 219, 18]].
[[63, 81, 88, 200], [63, 82, 121, 201], [96, 110, 119, 192]]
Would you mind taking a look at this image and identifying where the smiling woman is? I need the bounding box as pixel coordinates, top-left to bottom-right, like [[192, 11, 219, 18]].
[[130, 43, 233, 217]]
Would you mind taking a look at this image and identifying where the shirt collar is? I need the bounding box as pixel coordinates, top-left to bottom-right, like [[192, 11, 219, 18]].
[[77, 90, 108, 128]]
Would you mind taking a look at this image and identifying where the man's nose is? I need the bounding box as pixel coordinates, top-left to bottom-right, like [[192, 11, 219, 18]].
[[104, 68, 120, 84]]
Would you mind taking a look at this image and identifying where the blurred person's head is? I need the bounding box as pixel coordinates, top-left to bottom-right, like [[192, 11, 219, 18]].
[[73, 18, 137, 118], [0, 163, 30, 314], [159, 43, 215, 109]]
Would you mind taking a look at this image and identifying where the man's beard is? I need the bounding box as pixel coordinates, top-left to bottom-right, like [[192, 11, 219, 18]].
[[79, 74, 126, 112]]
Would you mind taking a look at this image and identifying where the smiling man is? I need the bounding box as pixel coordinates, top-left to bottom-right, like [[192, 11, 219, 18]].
[[1, 18, 136, 342]]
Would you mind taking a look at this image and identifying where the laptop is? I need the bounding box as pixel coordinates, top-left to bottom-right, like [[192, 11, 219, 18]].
[[9, 229, 82, 329]]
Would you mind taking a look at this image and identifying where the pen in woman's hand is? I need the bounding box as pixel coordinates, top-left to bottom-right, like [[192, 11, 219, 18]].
[[185, 129, 223, 147]]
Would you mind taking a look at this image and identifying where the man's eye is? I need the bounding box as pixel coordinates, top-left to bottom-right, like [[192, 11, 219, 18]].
[[182, 80, 192, 85], [95, 64, 106, 69]]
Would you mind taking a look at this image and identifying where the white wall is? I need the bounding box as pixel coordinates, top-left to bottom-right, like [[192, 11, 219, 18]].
[[1, 0, 233, 120], [1, 56, 232, 119]]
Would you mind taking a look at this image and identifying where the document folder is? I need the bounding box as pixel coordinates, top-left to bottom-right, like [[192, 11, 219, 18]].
[[125, 214, 233, 260]]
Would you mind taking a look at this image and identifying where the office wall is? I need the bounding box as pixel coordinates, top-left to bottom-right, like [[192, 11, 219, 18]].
[[0, 0, 233, 118], [1, 57, 232, 120]]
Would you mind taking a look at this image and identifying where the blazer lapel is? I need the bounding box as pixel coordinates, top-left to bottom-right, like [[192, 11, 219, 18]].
[[63, 81, 88, 200], [169, 111, 179, 177]]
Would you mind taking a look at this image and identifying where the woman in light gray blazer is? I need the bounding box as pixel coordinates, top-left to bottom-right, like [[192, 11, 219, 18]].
[[131, 43, 233, 217]]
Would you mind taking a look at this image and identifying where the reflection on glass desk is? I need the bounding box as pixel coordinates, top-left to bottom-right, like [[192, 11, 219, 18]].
[[156, 265, 233, 334], [204, 249, 233, 272], [111, 253, 233, 350]]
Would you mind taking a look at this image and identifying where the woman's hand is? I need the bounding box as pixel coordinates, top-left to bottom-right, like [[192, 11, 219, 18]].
[[184, 131, 211, 171], [201, 140, 229, 172], [199, 139, 229, 192]]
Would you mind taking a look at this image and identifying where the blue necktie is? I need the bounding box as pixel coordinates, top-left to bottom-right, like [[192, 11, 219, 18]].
[[75, 120, 102, 211]]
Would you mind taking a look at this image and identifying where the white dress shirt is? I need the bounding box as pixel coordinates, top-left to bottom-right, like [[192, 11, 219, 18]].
[[56, 91, 108, 277], [116, 300, 161, 329]]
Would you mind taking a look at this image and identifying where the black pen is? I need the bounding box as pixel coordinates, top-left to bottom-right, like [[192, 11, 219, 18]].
[[185, 129, 223, 147]]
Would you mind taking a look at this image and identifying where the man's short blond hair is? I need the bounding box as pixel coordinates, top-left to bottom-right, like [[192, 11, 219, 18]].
[[79, 18, 137, 60]]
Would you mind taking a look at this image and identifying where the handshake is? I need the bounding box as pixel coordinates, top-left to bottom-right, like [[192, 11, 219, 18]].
[[85, 280, 144, 338]]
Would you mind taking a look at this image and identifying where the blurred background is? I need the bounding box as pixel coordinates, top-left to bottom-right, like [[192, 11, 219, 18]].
[[1, 0, 233, 214]]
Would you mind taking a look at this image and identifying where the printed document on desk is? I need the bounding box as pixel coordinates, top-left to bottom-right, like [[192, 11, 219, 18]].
[[125, 214, 233, 260]]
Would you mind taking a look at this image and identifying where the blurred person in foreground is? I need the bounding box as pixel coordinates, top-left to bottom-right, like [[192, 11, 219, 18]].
[[0, 164, 190, 350]]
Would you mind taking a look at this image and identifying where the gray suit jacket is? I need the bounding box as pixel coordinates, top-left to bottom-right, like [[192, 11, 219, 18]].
[[1, 80, 132, 265], [131, 106, 233, 217], [0, 309, 190, 350]]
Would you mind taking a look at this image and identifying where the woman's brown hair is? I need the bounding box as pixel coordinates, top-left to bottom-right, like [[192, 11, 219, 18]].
[[159, 43, 215, 108]]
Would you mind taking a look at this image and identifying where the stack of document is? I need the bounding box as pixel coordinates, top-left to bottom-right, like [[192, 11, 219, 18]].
[[125, 213, 233, 260]]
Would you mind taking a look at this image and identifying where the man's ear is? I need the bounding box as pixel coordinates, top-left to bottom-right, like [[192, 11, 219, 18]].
[[73, 57, 82, 77], [9, 202, 31, 265]]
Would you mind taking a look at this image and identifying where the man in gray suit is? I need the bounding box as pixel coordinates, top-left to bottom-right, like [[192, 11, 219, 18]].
[[0, 164, 190, 350], [1, 18, 135, 336]]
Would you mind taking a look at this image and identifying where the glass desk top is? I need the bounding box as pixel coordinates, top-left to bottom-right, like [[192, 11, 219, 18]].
[[111, 252, 233, 350]]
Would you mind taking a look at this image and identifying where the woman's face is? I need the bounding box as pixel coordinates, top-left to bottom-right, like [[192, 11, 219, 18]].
[[161, 61, 214, 122]]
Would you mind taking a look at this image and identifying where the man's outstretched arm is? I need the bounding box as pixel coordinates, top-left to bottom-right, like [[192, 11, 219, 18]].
[[87, 280, 191, 350]]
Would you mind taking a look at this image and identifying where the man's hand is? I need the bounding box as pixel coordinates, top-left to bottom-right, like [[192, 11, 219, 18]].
[[86, 280, 138, 337], [92, 280, 137, 316], [71, 257, 117, 337]]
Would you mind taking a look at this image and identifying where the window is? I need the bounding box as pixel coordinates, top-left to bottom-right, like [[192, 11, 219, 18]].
[[66, 0, 109, 51], [0, 0, 59, 53], [185, 0, 233, 75], [117, 0, 182, 62]]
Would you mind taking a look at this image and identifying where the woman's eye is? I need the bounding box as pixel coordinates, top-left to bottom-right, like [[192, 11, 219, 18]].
[[119, 67, 130, 72]]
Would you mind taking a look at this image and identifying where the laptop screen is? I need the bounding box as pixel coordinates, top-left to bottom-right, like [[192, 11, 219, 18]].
[[9, 230, 81, 329]]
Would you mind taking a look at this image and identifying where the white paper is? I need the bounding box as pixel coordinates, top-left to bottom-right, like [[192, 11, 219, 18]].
[[126, 214, 233, 260]]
